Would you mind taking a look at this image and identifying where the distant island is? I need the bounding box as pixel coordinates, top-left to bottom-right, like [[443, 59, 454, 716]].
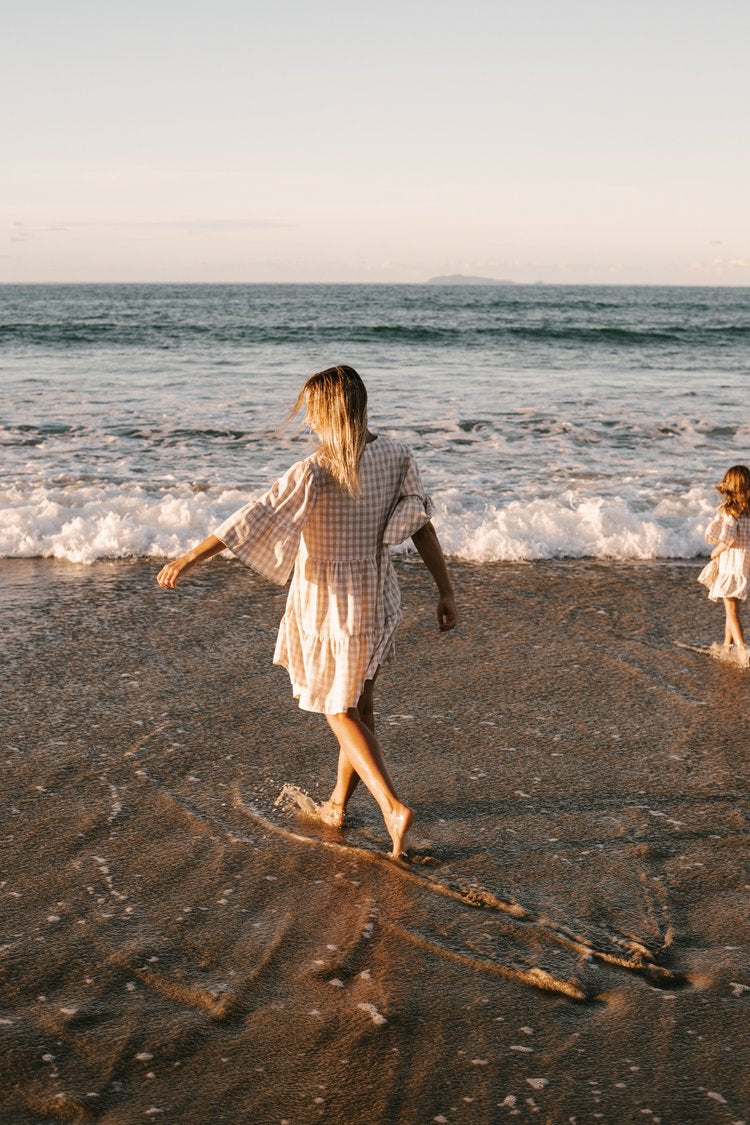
[[426, 273, 515, 285]]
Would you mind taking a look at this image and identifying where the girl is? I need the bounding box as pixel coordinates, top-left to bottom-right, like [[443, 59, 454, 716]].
[[698, 464, 750, 665], [156, 366, 457, 856]]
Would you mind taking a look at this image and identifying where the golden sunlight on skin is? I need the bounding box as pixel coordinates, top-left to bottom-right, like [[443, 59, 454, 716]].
[[709, 542, 747, 658], [156, 533, 226, 588], [324, 709, 414, 858]]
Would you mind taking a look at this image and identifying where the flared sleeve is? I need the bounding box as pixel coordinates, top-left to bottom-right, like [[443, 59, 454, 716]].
[[705, 511, 738, 547], [213, 459, 318, 585], [383, 450, 434, 546]]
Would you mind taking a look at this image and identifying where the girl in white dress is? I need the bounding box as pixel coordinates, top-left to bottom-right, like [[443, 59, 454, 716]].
[[156, 366, 457, 856], [698, 464, 750, 664]]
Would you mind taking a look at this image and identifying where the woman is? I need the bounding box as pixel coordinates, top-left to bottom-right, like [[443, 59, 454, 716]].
[[157, 365, 457, 856]]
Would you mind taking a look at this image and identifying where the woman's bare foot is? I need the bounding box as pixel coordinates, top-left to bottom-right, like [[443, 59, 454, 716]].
[[319, 799, 345, 828], [385, 804, 414, 858]]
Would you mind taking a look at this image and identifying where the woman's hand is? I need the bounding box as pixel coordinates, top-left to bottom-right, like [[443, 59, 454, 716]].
[[156, 554, 196, 589], [411, 523, 457, 632], [156, 535, 227, 589], [437, 594, 457, 631]]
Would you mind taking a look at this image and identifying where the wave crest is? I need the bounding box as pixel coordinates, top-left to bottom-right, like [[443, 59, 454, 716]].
[[430, 490, 707, 562], [0, 483, 711, 564]]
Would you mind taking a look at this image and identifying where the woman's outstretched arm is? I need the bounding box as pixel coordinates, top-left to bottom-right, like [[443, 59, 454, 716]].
[[410, 521, 457, 631], [156, 534, 226, 589]]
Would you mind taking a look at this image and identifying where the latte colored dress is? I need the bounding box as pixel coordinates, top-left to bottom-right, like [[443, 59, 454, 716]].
[[698, 510, 750, 601], [213, 436, 433, 713]]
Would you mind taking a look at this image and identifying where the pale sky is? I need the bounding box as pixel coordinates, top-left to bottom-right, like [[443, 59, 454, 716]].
[[3, 0, 749, 284]]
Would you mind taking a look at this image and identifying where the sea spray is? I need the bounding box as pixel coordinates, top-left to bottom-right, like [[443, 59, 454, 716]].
[[275, 783, 334, 824]]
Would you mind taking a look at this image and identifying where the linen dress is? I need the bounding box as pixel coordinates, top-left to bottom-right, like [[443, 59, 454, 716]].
[[698, 510, 750, 602], [213, 435, 433, 713]]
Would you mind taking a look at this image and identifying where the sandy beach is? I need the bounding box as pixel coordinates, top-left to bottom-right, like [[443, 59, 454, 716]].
[[2, 556, 749, 1123]]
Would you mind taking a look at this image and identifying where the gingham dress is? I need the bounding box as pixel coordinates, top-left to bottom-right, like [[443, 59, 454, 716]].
[[698, 510, 750, 601], [213, 436, 433, 713]]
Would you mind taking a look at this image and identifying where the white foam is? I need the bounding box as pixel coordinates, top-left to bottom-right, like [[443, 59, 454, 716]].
[[0, 481, 715, 564], [0, 482, 250, 565], [428, 489, 711, 562]]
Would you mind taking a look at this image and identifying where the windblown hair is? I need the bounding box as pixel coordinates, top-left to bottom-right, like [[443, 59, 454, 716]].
[[293, 365, 368, 497], [716, 464, 750, 518]]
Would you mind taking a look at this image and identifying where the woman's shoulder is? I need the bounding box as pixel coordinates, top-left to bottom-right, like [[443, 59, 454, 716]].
[[284, 452, 322, 478], [270, 453, 322, 494]]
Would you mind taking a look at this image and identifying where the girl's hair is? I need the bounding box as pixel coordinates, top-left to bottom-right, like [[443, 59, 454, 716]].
[[293, 365, 368, 497], [716, 464, 750, 518]]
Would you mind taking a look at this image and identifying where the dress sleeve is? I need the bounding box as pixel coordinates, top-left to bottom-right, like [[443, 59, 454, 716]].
[[382, 450, 434, 546], [213, 459, 318, 585], [705, 511, 738, 546]]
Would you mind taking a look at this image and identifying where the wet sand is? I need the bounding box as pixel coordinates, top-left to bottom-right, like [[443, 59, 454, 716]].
[[2, 556, 749, 1124]]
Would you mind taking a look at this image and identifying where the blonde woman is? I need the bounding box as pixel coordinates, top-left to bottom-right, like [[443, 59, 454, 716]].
[[698, 464, 750, 664], [157, 366, 457, 856]]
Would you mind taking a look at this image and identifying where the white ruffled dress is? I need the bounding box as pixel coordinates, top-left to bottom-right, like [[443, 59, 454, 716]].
[[213, 436, 433, 713], [698, 510, 750, 602]]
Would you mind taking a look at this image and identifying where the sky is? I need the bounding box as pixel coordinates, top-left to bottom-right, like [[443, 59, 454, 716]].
[[2, 0, 749, 284]]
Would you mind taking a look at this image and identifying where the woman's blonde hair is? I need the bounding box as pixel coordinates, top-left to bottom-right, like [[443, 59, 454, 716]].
[[716, 464, 750, 518], [293, 365, 368, 497]]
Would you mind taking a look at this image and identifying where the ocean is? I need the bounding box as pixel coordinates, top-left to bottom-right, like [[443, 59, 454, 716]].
[[1, 282, 748, 563]]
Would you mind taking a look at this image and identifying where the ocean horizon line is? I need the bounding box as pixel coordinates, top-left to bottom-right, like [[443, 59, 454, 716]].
[[2, 280, 750, 290]]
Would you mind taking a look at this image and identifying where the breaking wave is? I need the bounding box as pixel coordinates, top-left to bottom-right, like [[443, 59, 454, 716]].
[[0, 482, 712, 565]]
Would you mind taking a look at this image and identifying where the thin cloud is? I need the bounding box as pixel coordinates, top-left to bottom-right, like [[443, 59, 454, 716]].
[[72, 218, 292, 231], [686, 257, 750, 277], [5, 219, 292, 238]]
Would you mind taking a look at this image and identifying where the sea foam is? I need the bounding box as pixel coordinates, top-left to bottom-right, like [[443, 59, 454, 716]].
[[432, 489, 710, 562], [0, 482, 712, 564]]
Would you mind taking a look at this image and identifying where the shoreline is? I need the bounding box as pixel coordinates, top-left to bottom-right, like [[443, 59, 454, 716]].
[[3, 557, 749, 1122]]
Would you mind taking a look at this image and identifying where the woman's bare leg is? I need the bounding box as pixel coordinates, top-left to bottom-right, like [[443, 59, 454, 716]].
[[324, 708, 413, 857], [723, 598, 747, 658], [723, 607, 732, 650], [320, 678, 375, 827]]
